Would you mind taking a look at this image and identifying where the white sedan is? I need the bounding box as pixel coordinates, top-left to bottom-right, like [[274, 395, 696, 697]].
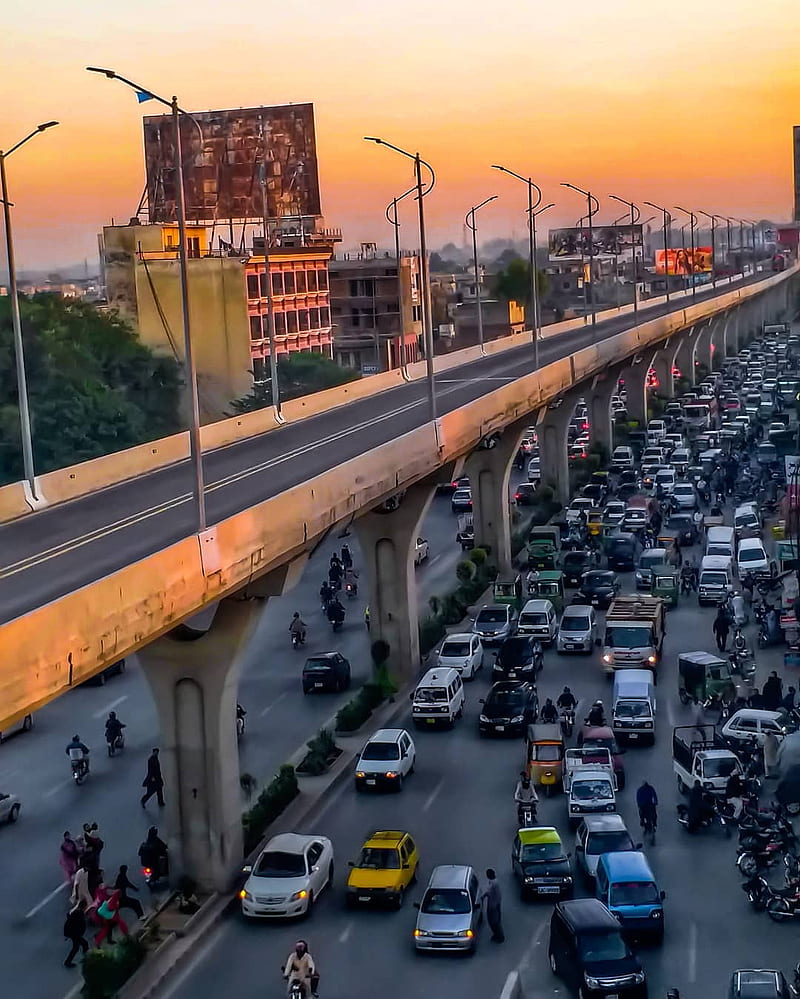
[[437, 633, 483, 679], [414, 537, 430, 565], [0, 791, 20, 824], [240, 832, 334, 919]]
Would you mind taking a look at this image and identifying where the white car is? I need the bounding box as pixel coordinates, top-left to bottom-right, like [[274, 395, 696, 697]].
[[604, 500, 627, 526], [414, 537, 430, 565], [355, 729, 416, 791], [611, 446, 634, 471], [721, 709, 791, 748], [647, 420, 667, 444], [0, 791, 21, 824], [566, 498, 594, 523], [527, 457, 541, 483], [672, 482, 697, 510], [437, 633, 483, 679], [654, 468, 676, 496], [737, 537, 773, 577], [240, 832, 334, 919]]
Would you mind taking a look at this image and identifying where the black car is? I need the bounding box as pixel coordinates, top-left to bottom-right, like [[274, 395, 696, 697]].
[[548, 898, 647, 999], [562, 550, 599, 587], [606, 533, 639, 571], [492, 636, 543, 681], [514, 483, 538, 506], [479, 681, 538, 736], [512, 831, 573, 900], [577, 571, 620, 608], [81, 659, 126, 686], [581, 483, 606, 505], [302, 653, 351, 694], [666, 513, 698, 547], [728, 971, 791, 999]]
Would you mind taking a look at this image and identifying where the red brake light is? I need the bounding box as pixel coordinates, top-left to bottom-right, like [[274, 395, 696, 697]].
[[142, 867, 152, 876]]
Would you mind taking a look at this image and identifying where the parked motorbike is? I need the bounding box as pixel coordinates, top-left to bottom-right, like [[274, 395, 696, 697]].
[[741, 873, 772, 911], [766, 882, 800, 922], [676, 800, 729, 835], [736, 840, 790, 877]]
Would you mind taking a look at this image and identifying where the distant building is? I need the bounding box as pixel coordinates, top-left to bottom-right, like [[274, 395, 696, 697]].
[[448, 299, 525, 348], [329, 244, 422, 373], [101, 220, 338, 419]]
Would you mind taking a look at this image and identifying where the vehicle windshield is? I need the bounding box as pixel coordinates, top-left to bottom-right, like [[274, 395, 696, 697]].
[[573, 779, 614, 801], [701, 572, 728, 586], [488, 690, 525, 708], [534, 745, 561, 762], [578, 930, 629, 963], [735, 515, 759, 529], [640, 553, 665, 569], [703, 757, 738, 778], [562, 615, 590, 632], [304, 659, 332, 671], [441, 641, 471, 657], [685, 405, 709, 418], [586, 830, 634, 855], [254, 851, 306, 878], [520, 613, 547, 625], [707, 546, 731, 557], [615, 701, 651, 718], [357, 848, 400, 870], [564, 554, 589, 567], [420, 888, 472, 915], [584, 572, 613, 586], [361, 742, 400, 761], [415, 687, 447, 703], [606, 626, 651, 648], [520, 842, 564, 863], [610, 881, 660, 907], [739, 548, 766, 563], [477, 609, 507, 624]]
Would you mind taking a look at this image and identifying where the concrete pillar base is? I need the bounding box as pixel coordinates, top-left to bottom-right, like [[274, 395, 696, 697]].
[[588, 367, 623, 454], [650, 350, 674, 400], [621, 359, 649, 426], [138, 560, 306, 892], [537, 390, 582, 507], [674, 326, 698, 387]]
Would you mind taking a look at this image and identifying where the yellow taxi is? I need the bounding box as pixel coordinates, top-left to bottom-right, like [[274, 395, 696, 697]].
[[346, 830, 419, 909]]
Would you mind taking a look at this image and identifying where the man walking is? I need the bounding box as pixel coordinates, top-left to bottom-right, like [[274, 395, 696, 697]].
[[63, 900, 88, 968], [114, 864, 144, 919], [141, 748, 165, 808], [712, 607, 730, 653], [480, 868, 504, 943]]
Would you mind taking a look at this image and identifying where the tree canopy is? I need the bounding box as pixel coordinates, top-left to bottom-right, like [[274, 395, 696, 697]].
[[0, 295, 182, 484], [229, 351, 361, 413], [492, 258, 549, 308]]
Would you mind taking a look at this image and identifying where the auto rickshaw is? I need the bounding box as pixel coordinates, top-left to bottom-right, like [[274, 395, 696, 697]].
[[651, 568, 679, 608], [492, 575, 523, 609], [586, 510, 604, 540], [526, 723, 565, 795], [678, 651, 737, 708], [529, 571, 565, 611], [526, 526, 561, 570]]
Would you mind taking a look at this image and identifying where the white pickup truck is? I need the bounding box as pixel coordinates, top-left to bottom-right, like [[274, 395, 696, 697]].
[[564, 748, 617, 828], [672, 725, 742, 795]]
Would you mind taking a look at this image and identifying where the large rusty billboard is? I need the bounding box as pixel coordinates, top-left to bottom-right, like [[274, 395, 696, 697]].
[[143, 103, 321, 224]]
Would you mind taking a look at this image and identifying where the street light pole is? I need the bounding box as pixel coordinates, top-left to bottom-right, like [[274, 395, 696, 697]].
[[609, 194, 642, 325], [385, 184, 417, 378], [366, 137, 437, 422], [492, 165, 543, 367], [645, 201, 673, 307], [0, 121, 59, 495], [562, 183, 599, 330], [675, 206, 697, 302], [464, 195, 498, 356], [724, 218, 733, 279], [609, 213, 628, 309], [530, 203, 555, 340], [696, 210, 718, 288], [87, 67, 207, 532]]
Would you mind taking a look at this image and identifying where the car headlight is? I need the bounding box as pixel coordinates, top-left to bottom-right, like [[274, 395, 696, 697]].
[[479, 714, 490, 723], [570, 804, 580, 812], [606, 803, 615, 811], [584, 975, 601, 989], [510, 714, 525, 723], [642, 721, 653, 728], [633, 971, 646, 984], [290, 890, 309, 901], [651, 909, 662, 919], [356, 771, 366, 778], [524, 876, 534, 883], [648, 655, 656, 663], [385, 771, 398, 779], [603, 654, 612, 663], [239, 889, 252, 901], [564, 876, 573, 883], [458, 929, 475, 938]]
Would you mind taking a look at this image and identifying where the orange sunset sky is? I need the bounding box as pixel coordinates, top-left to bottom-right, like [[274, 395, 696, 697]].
[[1, 0, 798, 271]]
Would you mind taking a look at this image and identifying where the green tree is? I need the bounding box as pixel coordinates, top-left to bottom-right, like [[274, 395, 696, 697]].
[[0, 295, 182, 484], [230, 351, 360, 413], [493, 258, 549, 308]]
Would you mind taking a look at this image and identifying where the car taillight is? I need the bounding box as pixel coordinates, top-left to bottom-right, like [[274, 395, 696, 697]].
[[142, 867, 152, 877]]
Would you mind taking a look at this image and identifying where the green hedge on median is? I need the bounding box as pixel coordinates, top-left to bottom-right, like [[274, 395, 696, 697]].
[[335, 682, 386, 733], [242, 764, 299, 855]]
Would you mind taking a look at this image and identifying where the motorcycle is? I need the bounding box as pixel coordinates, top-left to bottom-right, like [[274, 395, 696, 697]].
[[766, 882, 800, 922], [236, 705, 246, 741], [736, 840, 789, 877], [328, 607, 345, 632], [560, 708, 575, 738], [70, 754, 89, 785], [106, 732, 125, 757], [344, 580, 358, 600], [516, 800, 537, 827], [142, 853, 169, 889], [741, 873, 772, 911], [676, 800, 728, 835], [291, 630, 306, 650]]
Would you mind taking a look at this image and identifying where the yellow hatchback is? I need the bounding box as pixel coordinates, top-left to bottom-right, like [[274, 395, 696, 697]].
[[346, 830, 419, 909]]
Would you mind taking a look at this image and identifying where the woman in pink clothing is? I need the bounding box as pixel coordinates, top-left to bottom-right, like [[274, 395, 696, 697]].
[[59, 831, 80, 883]]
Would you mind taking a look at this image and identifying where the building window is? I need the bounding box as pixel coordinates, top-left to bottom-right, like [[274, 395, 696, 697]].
[[259, 272, 268, 296], [412, 304, 422, 322], [274, 312, 286, 336], [309, 307, 320, 329], [252, 356, 267, 383], [187, 237, 201, 259], [307, 269, 318, 292], [247, 274, 259, 298], [321, 306, 330, 327], [299, 309, 310, 331], [286, 311, 298, 334], [350, 308, 361, 328], [318, 269, 328, 290], [271, 272, 283, 296], [295, 270, 307, 294], [284, 271, 295, 294], [249, 315, 262, 340]]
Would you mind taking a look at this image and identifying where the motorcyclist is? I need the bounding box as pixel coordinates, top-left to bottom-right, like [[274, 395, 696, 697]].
[[636, 780, 658, 833], [104, 712, 125, 748], [557, 686, 577, 711], [586, 700, 606, 728], [283, 940, 318, 998], [319, 580, 333, 611], [327, 560, 343, 591], [344, 565, 359, 595], [66, 735, 90, 774], [326, 596, 345, 626], [514, 772, 538, 825], [340, 544, 353, 570], [687, 779, 715, 832], [724, 771, 745, 820], [289, 612, 307, 643], [540, 698, 558, 724], [138, 826, 168, 881]]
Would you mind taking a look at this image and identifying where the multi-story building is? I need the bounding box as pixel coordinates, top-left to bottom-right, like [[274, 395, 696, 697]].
[[329, 244, 422, 373], [101, 220, 337, 418]]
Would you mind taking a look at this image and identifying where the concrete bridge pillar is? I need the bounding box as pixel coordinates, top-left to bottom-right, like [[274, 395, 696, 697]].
[[587, 366, 623, 453], [711, 316, 728, 363], [674, 326, 698, 386], [138, 559, 306, 892], [465, 417, 531, 576], [650, 346, 676, 399], [621, 358, 649, 426], [536, 389, 583, 507], [356, 474, 447, 679], [694, 320, 714, 374], [720, 314, 734, 357]]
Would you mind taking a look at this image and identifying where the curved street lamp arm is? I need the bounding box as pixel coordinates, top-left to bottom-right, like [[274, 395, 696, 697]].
[[492, 165, 542, 210], [365, 137, 435, 196], [385, 184, 417, 226], [464, 194, 498, 231]]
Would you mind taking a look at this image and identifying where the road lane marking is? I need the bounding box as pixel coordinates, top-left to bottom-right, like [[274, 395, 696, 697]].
[[338, 921, 353, 943], [260, 691, 290, 717], [499, 971, 519, 999], [688, 921, 698, 981], [42, 778, 72, 800], [428, 554, 443, 567], [423, 777, 445, 812], [92, 695, 128, 720], [25, 880, 68, 919]]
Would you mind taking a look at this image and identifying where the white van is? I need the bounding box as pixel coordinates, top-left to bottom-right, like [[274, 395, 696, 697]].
[[411, 667, 465, 728], [612, 669, 656, 745], [734, 503, 761, 540], [517, 599, 559, 644], [698, 554, 734, 606], [705, 526, 735, 563]]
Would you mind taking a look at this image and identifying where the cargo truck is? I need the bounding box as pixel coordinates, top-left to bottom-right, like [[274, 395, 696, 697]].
[[602, 595, 666, 677]]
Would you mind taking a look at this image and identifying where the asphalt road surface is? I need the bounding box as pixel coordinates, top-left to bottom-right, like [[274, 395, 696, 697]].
[[0, 273, 764, 625], [0, 474, 528, 999]]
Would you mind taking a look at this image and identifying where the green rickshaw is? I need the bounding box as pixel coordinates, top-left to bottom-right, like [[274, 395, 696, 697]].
[[651, 568, 679, 608], [530, 570, 565, 612], [678, 651, 737, 708], [493, 575, 523, 609], [527, 537, 559, 571]]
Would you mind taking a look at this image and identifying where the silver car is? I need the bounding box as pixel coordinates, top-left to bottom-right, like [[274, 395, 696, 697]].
[[574, 814, 638, 880], [472, 604, 517, 648], [413, 865, 482, 952], [0, 791, 21, 824]]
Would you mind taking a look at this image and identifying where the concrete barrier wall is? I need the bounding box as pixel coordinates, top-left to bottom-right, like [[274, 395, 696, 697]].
[[1, 266, 796, 727], [0, 481, 31, 521]]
